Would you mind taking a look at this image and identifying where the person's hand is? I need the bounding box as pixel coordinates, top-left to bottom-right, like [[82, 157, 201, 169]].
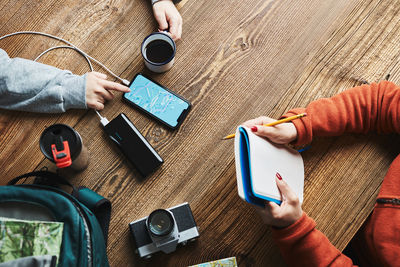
[[257, 173, 303, 228], [152, 0, 183, 40], [242, 116, 298, 144], [85, 72, 130, 110]]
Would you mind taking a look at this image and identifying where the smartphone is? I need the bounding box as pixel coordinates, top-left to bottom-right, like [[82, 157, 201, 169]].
[[123, 73, 191, 129]]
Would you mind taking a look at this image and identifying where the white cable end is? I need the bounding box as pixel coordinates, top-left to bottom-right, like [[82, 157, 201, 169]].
[[100, 116, 109, 127], [122, 79, 130, 86]]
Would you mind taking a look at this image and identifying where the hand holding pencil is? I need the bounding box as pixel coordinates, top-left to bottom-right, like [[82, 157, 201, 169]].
[[223, 113, 306, 144]]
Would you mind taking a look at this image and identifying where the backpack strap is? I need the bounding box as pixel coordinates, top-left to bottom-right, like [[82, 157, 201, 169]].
[[75, 187, 112, 245], [8, 171, 76, 190]]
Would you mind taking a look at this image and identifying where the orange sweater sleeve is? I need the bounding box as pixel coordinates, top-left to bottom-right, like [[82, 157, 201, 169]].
[[271, 212, 355, 267], [272, 81, 400, 266], [284, 81, 400, 146]]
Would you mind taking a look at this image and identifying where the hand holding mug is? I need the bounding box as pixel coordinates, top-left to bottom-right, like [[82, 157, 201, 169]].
[[152, 0, 183, 40]]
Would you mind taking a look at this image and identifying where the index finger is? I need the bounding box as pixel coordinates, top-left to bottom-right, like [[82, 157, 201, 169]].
[[276, 176, 298, 204], [100, 80, 130, 93]]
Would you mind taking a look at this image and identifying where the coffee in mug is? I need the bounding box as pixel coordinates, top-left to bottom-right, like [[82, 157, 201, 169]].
[[141, 32, 176, 73], [39, 124, 89, 172]]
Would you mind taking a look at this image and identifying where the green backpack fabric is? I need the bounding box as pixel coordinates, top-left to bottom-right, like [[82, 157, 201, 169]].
[[0, 171, 111, 267]]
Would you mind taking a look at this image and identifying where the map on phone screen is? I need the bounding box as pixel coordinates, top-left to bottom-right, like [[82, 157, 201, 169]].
[[126, 75, 189, 127]]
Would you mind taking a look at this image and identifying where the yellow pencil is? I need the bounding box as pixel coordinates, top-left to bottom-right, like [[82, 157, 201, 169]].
[[222, 113, 307, 140]]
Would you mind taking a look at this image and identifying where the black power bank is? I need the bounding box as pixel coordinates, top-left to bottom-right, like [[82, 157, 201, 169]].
[[104, 113, 163, 177]]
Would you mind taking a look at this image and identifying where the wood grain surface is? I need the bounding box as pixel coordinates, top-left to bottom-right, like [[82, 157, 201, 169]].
[[1, 0, 400, 266]]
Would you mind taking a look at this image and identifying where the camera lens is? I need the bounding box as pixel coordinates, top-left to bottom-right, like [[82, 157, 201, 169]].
[[147, 209, 174, 236]]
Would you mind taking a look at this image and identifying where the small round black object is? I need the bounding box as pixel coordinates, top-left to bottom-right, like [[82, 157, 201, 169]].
[[39, 124, 82, 162], [147, 209, 174, 236]]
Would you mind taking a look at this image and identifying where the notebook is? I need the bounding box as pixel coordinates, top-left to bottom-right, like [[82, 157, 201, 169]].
[[234, 126, 304, 206]]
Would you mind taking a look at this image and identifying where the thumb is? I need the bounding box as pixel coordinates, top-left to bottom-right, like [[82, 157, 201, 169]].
[[154, 9, 169, 30], [265, 200, 281, 214], [275, 173, 298, 204]]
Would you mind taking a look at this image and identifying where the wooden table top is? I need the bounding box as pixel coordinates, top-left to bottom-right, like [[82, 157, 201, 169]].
[[2, 0, 400, 266]]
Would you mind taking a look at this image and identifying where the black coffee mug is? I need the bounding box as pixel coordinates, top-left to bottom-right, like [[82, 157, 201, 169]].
[[141, 32, 176, 73]]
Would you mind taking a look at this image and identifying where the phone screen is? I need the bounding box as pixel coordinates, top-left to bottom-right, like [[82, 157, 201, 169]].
[[124, 74, 190, 128]]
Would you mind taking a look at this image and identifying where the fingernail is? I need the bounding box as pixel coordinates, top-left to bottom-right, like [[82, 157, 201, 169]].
[[276, 172, 282, 180], [251, 126, 257, 132]]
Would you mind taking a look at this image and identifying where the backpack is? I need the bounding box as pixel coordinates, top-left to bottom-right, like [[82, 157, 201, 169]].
[[0, 171, 111, 267]]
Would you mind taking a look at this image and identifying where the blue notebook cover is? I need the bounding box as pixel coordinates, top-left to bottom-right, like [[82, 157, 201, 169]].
[[238, 127, 281, 206], [235, 126, 304, 207]]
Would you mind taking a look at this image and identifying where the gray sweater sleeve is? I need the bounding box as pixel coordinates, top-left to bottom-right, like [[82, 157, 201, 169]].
[[0, 49, 87, 113]]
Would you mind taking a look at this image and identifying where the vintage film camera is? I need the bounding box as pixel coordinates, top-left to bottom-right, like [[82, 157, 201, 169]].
[[129, 202, 199, 258]]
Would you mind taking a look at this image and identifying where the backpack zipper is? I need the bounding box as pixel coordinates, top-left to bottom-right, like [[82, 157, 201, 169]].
[[377, 198, 400, 205]]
